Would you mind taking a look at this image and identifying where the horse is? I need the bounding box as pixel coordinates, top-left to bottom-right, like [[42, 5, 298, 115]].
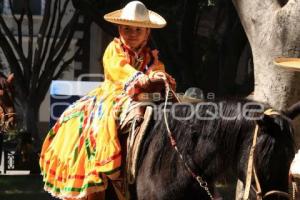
[[0, 73, 15, 132], [130, 98, 298, 200], [0, 73, 15, 165]]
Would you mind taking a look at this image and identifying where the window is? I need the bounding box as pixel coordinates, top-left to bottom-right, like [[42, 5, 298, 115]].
[[1, 0, 45, 15]]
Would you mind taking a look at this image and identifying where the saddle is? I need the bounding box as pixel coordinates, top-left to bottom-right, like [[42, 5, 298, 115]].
[[121, 104, 153, 180], [119, 79, 178, 182], [113, 83, 204, 200], [118, 85, 205, 182], [113, 80, 166, 200]]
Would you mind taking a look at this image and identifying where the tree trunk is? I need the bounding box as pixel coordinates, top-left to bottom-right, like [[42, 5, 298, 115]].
[[16, 98, 40, 147], [232, 0, 300, 146]]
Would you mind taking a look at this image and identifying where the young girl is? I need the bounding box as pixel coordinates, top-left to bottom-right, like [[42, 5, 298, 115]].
[[40, 1, 175, 200]]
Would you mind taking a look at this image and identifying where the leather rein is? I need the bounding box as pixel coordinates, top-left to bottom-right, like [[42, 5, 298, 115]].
[[162, 81, 214, 199], [242, 109, 291, 200]]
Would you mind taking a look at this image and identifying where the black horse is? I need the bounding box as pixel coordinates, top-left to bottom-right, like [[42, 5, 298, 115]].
[[131, 98, 298, 200]]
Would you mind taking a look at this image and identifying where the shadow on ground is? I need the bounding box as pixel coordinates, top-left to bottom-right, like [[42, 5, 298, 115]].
[[0, 175, 236, 200], [0, 175, 55, 200]]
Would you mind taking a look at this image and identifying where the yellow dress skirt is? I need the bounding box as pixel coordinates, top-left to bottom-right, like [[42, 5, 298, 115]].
[[40, 82, 131, 198]]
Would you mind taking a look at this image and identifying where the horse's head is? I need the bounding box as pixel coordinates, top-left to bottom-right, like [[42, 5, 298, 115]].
[[248, 110, 295, 199], [0, 73, 16, 132]]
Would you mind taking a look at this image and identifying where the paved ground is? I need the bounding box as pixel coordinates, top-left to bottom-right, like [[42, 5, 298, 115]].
[[0, 175, 235, 200], [0, 175, 55, 200]]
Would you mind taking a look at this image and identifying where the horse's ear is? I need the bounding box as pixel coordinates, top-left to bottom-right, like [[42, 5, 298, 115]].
[[257, 112, 291, 137], [256, 113, 276, 131], [7, 73, 14, 84]]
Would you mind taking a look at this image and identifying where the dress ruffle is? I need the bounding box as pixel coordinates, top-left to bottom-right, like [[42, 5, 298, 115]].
[[40, 87, 123, 199]]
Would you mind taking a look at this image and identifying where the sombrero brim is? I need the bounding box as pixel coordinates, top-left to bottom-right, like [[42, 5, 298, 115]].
[[104, 10, 166, 29], [274, 57, 300, 72]]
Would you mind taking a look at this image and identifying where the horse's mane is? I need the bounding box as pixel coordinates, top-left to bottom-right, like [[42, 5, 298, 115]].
[[138, 98, 294, 180]]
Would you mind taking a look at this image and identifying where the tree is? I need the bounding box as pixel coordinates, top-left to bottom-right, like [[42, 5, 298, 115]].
[[232, 0, 300, 144], [0, 0, 81, 146]]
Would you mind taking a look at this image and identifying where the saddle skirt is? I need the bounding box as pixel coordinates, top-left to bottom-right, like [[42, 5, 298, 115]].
[[119, 102, 153, 184]]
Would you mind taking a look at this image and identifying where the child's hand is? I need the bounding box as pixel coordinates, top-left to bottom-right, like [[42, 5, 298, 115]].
[[136, 74, 150, 89], [150, 71, 167, 81], [126, 74, 150, 96], [149, 71, 176, 91]]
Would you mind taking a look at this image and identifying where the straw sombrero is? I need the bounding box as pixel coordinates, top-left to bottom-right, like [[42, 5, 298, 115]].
[[104, 1, 166, 29], [274, 57, 300, 72]]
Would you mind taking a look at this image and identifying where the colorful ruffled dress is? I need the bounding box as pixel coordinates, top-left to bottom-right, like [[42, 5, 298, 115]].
[[39, 38, 166, 199]]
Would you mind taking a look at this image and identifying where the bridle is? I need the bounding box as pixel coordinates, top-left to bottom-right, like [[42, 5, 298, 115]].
[[162, 80, 291, 200], [243, 109, 291, 200], [162, 80, 214, 199]]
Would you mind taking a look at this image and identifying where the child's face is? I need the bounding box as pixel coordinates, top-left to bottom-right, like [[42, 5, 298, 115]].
[[119, 25, 150, 50]]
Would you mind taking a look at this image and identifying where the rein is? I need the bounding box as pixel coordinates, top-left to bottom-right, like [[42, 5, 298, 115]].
[[162, 80, 214, 199], [243, 108, 291, 200]]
